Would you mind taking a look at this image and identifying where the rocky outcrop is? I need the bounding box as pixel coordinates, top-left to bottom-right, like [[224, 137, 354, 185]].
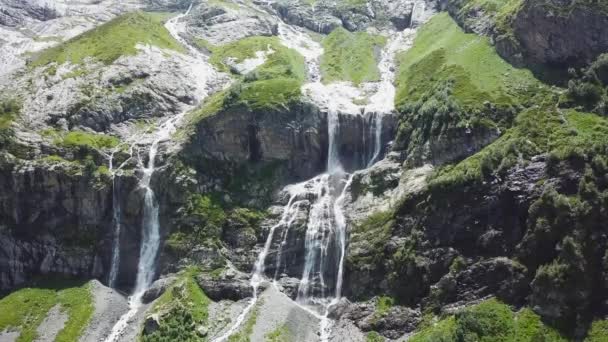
[[185, 2, 278, 45], [184, 103, 396, 182], [496, 0, 608, 69], [196, 267, 263, 301], [0, 0, 59, 26]]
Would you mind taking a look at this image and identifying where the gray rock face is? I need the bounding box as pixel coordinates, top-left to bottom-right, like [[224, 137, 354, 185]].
[[0, 0, 59, 26], [505, 0, 608, 68], [185, 2, 278, 45], [271, 0, 439, 33], [430, 257, 529, 311], [142, 276, 177, 303], [197, 267, 263, 301], [185, 103, 396, 181]]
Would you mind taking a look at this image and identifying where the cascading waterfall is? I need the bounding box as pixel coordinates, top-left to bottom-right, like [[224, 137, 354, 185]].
[[212, 3, 423, 339], [214, 192, 303, 342]]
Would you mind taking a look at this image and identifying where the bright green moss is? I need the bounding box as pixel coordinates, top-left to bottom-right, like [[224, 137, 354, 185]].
[[30, 11, 184, 67], [376, 296, 395, 315], [347, 210, 394, 269], [320, 27, 386, 85], [53, 130, 120, 150], [0, 281, 94, 342], [585, 320, 608, 341]]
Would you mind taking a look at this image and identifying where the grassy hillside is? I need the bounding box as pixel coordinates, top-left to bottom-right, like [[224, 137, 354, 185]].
[[0, 280, 93, 342], [31, 11, 184, 67], [320, 27, 386, 85]]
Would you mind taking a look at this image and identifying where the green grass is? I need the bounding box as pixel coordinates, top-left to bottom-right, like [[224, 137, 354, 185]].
[[408, 299, 566, 342], [228, 301, 260, 342], [45, 129, 120, 150], [430, 105, 608, 190], [320, 27, 386, 85], [30, 11, 184, 67], [0, 281, 94, 342], [376, 296, 395, 315], [185, 36, 306, 121], [143, 269, 211, 342], [347, 210, 394, 270], [0, 99, 20, 130], [585, 320, 608, 341], [366, 331, 385, 342], [265, 324, 291, 341], [207, 36, 281, 72], [395, 12, 539, 109]]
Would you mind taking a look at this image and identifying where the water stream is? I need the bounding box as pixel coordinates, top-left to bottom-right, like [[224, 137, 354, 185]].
[[105, 4, 218, 340]]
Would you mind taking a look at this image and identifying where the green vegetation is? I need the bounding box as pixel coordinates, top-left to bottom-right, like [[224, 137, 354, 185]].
[[143, 269, 211, 342], [186, 36, 306, 120], [393, 13, 544, 171], [376, 296, 395, 315], [563, 53, 608, 115], [366, 331, 385, 342], [320, 27, 386, 85], [0, 280, 93, 342], [166, 193, 266, 257], [228, 301, 260, 342], [585, 320, 608, 342], [0, 98, 21, 146], [347, 210, 394, 271], [409, 299, 566, 342], [31, 11, 184, 68], [42, 128, 119, 155], [396, 12, 538, 109], [265, 325, 291, 341]]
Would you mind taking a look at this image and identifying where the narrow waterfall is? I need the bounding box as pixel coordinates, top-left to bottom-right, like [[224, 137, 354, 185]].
[[132, 137, 162, 297], [105, 3, 220, 340], [107, 173, 122, 289]]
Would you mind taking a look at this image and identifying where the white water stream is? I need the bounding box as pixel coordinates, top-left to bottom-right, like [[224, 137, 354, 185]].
[[215, 7, 422, 338], [105, 4, 221, 340]]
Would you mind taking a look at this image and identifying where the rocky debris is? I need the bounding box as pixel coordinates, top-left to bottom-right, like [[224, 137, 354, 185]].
[[20, 44, 228, 133], [196, 266, 262, 301], [429, 257, 529, 310], [274, 276, 300, 299], [272, 0, 342, 34], [142, 276, 177, 303], [80, 280, 129, 342], [248, 285, 320, 342], [185, 1, 278, 45], [335, 299, 421, 339], [35, 304, 69, 342]]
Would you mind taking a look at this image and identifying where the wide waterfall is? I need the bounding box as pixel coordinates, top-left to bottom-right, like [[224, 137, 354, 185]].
[[214, 5, 420, 337]]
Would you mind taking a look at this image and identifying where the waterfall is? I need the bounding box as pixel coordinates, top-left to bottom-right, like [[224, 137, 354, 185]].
[[214, 192, 302, 342], [107, 173, 122, 289], [104, 3, 222, 340], [132, 137, 162, 297]]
